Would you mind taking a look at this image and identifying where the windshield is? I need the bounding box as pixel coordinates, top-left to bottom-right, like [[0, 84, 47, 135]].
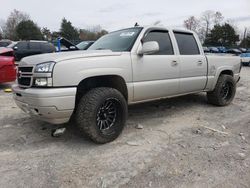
[[88, 27, 142, 52], [7, 42, 17, 48], [76, 41, 92, 50]]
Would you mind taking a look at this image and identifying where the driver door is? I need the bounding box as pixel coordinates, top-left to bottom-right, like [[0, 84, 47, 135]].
[[132, 30, 180, 102]]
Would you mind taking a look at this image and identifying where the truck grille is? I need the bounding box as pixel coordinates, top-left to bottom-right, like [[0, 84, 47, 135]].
[[19, 67, 33, 73], [18, 66, 34, 88]]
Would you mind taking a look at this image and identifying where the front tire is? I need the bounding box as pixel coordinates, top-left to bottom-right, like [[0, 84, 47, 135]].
[[207, 74, 236, 106], [76, 87, 127, 144]]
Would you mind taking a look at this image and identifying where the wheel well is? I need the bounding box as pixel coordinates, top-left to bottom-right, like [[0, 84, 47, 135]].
[[220, 70, 233, 77], [75, 75, 128, 107]]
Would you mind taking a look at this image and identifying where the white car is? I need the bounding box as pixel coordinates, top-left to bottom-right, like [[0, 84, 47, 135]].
[[241, 52, 250, 66]]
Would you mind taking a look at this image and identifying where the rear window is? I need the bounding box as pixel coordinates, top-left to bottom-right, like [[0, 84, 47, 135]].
[[174, 32, 200, 55]]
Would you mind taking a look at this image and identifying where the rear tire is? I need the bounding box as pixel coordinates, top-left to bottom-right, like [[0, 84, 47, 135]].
[[76, 87, 127, 144], [207, 75, 236, 106]]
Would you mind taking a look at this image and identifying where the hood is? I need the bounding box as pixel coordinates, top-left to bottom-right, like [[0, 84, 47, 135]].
[[20, 50, 122, 65]]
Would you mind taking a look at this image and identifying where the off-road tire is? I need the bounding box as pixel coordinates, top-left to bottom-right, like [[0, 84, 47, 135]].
[[76, 87, 127, 144], [207, 74, 236, 106]]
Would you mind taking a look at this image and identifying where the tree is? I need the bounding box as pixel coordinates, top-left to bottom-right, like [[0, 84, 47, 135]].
[[3, 9, 30, 40], [41, 27, 51, 41], [0, 19, 5, 39], [51, 31, 61, 40], [60, 18, 79, 40], [16, 20, 43, 40], [213, 12, 224, 26], [240, 29, 250, 48], [183, 16, 200, 32], [200, 10, 215, 38], [204, 23, 239, 47], [79, 29, 108, 40], [183, 10, 225, 44]]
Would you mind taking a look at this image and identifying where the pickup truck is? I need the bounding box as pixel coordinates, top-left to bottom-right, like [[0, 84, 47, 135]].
[[13, 26, 241, 143]]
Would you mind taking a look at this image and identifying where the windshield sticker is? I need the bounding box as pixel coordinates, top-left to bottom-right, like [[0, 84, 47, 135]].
[[120, 32, 135, 37]]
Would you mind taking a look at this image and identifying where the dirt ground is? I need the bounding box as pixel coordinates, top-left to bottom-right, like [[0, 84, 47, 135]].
[[0, 67, 249, 188]]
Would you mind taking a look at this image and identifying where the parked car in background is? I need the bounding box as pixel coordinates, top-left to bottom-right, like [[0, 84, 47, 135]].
[[76, 41, 95, 50], [55, 38, 94, 51], [0, 40, 13, 47], [203, 46, 210, 53], [217, 46, 227, 53], [226, 48, 242, 55], [0, 47, 16, 83], [55, 37, 79, 52], [208, 47, 220, 53], [7, 41, 56, 61], [239, 48, 247, 53], [240, 52, 250, 66]]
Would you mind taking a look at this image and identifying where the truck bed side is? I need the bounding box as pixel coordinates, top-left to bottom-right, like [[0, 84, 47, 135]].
[[205, 54, 241, 91]]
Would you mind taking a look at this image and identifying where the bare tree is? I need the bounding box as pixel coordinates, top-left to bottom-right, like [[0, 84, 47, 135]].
[[184, 10, 225, 44], [0, 19, 5, 39], [213, 12, 224, 25], [41, 27, 52, 41], [87, 25, 102, 33], [200, 10, 215, 38], [3, 9, 30, 40], [183, 16, 200, 32]]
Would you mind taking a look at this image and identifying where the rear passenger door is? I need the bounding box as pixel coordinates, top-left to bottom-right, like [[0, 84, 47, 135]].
[[28, 42, 41, 56], [174, 32, 207, 93], [14, 42, 29, 60]]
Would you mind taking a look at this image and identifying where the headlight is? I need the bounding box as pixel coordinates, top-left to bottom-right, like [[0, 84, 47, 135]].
[[35, 62, 55, 73], [34, 78, 53, 87]]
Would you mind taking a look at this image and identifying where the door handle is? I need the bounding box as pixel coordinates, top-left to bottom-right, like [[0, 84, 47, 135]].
[[197, 61, 203, 65], [171, 60, 178, 66]]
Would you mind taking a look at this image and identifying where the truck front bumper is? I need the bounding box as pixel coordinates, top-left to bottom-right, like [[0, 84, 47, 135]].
[[12, 85, 77, 124]]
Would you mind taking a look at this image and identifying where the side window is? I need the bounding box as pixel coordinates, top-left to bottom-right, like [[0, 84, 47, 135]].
[[174, 32, 200, 55], [16, 42, 28, 49], [41, 43, 55, 52], [41, 43, 48, 51], [143, 31, 174, 55], [29, 42, 41, 50]]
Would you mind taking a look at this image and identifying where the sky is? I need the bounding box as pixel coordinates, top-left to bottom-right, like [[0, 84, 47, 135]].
[[1, 0, 250, 34]]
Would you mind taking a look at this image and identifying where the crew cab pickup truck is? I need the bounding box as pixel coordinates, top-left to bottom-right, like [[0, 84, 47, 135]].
[[13, 26, 241, 143]]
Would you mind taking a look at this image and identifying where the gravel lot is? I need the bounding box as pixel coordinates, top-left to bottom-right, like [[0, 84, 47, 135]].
[[0, 67, 249, 188]]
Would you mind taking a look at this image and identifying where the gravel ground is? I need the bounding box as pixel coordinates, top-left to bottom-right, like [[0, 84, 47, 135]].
[[0, 67, 249, 188]]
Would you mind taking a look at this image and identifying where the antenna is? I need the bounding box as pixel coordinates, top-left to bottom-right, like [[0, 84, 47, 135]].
[[134, 22, 139, 27], [153, 20, 161, 25]]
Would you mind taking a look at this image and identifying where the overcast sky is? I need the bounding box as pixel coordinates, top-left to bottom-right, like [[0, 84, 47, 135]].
[[1, 0, 250, 33]]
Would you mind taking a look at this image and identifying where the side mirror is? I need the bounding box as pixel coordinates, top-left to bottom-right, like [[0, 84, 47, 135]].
[[13, 46, 18, 50], [138, 41, 159, 55]]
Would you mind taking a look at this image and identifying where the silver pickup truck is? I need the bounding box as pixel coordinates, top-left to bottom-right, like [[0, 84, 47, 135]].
[[13, 26, 241, 143]]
